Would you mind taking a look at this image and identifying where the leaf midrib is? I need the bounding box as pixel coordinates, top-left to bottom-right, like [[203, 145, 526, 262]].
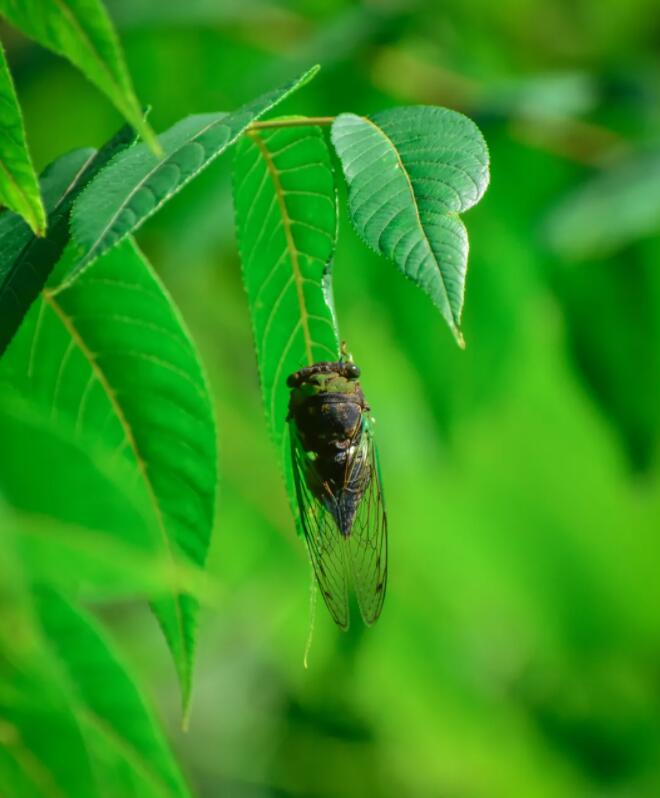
[[249, 130, 314, 365]]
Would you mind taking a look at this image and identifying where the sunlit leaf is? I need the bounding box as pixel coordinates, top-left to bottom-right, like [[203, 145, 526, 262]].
[[0, 125, 136, 356], [0, 42, 45, 235], [33, 588, 191, 798], [2, 239, 217, 713], [232, 122, 339, 467], [69, 66, 320, 283], [0, 0, 158, 150], [331, 107, 489, 346]]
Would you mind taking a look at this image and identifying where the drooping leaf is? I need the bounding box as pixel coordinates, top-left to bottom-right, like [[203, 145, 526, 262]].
[[0, 0, 158, 151], [0, 124, 136, 356], [0, 41, 45, 235], [331, 106, 490, 346], [33, 588, 191, 798], [232, 123, 339, 464], [69, 66, 320, 283], [1, 238, 217, 714]]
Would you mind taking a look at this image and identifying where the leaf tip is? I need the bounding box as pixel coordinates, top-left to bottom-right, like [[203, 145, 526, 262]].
[[32, 218, 48, 238], [143, 127, 164, 158], [181, 705, 191, 734], [301, 64, 322, 85]]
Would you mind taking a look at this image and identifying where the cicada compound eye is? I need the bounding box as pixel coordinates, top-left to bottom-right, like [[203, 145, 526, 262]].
[[345, 363, 360, 379]]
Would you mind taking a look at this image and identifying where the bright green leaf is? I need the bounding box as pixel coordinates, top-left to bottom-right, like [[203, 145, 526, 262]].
[[331, 107, 490, 346], [69, 66, 320, 283], [2, 238, 217, 714], [232, 123, 339, 469], [0, 42, 45, 235], [0, 0, 158, 151], [33, 588, 191, 798], [0, 124, 136, 356]]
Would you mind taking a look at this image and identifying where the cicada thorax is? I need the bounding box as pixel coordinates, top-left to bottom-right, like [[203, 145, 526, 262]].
[[287, 364, 371, 536]]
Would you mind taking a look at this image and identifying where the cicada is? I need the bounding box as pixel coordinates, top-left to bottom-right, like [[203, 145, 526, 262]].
[[286, 358, 387, 629]]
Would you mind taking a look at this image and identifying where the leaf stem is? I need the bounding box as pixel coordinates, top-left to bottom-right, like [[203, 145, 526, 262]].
[[248, 116, 335, 131]]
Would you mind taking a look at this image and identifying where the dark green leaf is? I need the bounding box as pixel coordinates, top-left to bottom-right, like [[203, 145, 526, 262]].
[[0, 0, 158, 150], [331, 106, 489, 346], [0, 124, 136, 356], [0, 42, 45, 235], [69, 66, 320, 282]]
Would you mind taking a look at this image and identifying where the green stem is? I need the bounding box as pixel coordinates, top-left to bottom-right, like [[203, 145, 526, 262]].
[[248, 116, 335, 131]]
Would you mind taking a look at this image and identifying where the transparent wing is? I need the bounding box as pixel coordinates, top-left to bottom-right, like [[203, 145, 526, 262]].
[[289, 424, 350, 629], [344, 418, 388, 625]]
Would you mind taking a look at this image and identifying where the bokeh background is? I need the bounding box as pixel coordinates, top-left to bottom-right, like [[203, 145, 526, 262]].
[[5, 0, 660, 795]]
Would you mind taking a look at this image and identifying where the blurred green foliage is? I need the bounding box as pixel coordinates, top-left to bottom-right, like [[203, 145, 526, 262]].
[[2, 0, 660, 795]]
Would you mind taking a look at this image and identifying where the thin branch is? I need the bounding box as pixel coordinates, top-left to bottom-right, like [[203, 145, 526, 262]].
[[248, 116, 336, 131]]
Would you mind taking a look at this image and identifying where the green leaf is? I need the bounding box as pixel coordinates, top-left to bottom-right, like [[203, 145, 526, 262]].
[[33, 588, 191, 798], [0, 388, 201, 596], [0, 0, 158, 151], [69, 66, 320, 283], [0, 42, 45, 235], [2, 238, 217, 713], [232, 123, 339, 464], [0, 389, 158, 546], [331, 107, 490, 346], [0, 124, 136, 356]]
